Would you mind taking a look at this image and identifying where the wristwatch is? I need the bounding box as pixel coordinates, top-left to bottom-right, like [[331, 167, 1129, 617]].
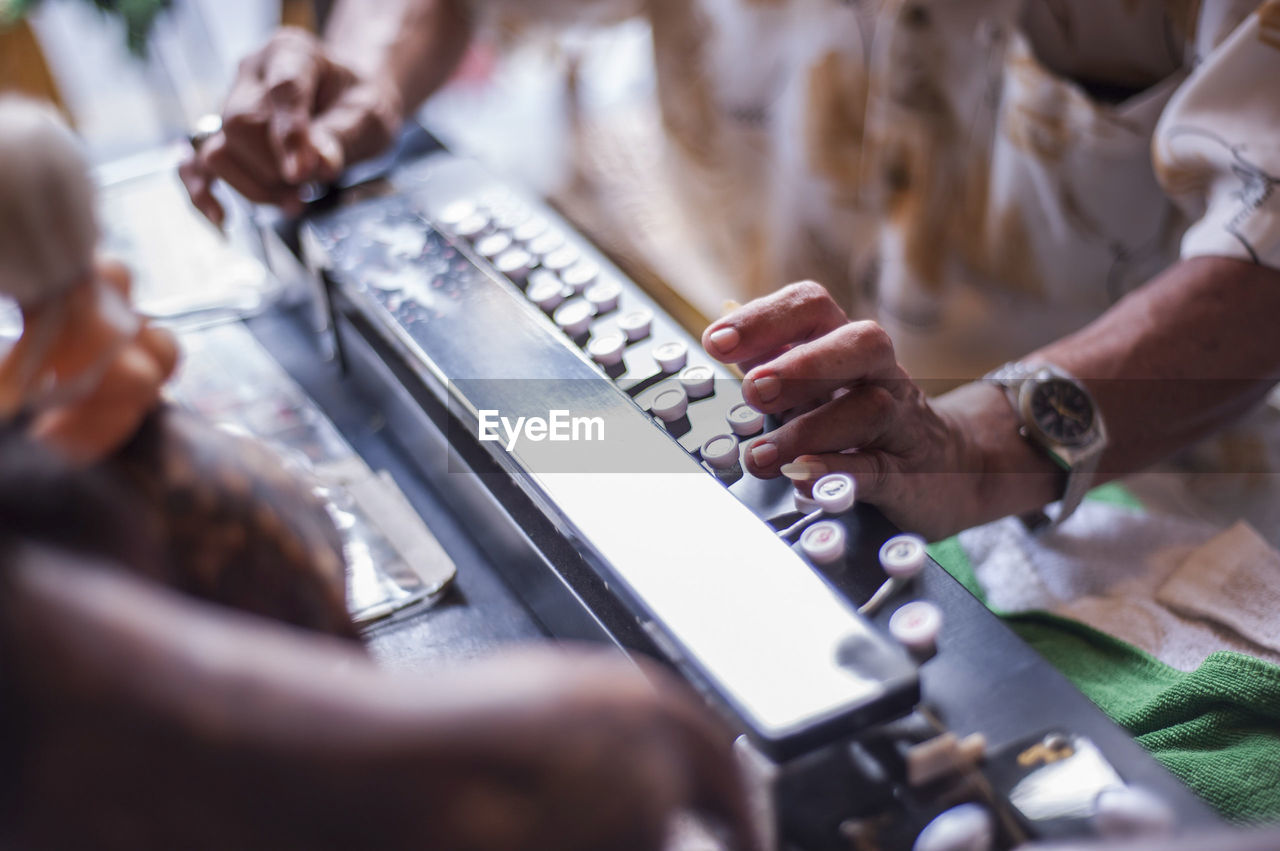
[[984, 361, 1108, 529]]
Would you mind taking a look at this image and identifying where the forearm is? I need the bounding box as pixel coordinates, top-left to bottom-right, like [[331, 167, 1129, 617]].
[[940, 256, 1280, 528], [1037, 256, 1280, 474], [324, 0, 473, 116], [3, 551, 588, 849]]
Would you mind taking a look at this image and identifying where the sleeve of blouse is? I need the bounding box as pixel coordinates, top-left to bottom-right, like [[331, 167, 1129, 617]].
[[466, 0, 642, 28], [1152, 1, 1280, 268]]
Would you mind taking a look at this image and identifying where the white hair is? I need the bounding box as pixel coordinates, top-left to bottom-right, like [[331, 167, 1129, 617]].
[[0, 96, 98, 306]]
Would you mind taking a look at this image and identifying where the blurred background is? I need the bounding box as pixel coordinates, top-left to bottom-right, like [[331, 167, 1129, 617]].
[[6, 0, 259, 160], [5, 0, 649, 169], [0, 0, 726, 327]]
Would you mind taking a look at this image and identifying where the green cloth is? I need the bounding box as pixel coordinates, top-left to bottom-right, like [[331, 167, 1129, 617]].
[[928, 516, 1280, 825]]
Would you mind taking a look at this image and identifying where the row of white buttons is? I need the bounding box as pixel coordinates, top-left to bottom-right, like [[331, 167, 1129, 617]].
[[449, 196, 948, 665], [451, 196, 719, 443], [585, 306, 657, 365], [444, 198, 599, 295], [446, 198, 708, 392], [445, 198, 622, 354], [448, 195, 750, 481]]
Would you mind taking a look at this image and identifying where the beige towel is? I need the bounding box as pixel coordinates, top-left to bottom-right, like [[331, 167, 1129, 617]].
[[1157, 521, 1280, 655], [958, 492, 1280, 672]]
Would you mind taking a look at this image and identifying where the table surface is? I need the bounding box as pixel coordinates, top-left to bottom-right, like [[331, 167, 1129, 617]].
[[243, 306, 549, 672]]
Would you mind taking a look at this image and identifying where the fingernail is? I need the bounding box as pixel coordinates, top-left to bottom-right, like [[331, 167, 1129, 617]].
[[311, 130, 343, 174], [750, 440, 778, 469], [283, 151, 303, 182], [751, 374, 781, 403], [708, 326, 740, 355], [780, 460, 827, 481]]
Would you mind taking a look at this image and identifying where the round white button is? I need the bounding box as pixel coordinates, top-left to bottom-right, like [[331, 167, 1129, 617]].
[[438, 200, 477, 227], [913, 803, 993, 851], [889, 601, 943, 653], [585, 279, 622, 313], [653, 341, 688, 373], [478, 189, 515, 212], [543, 245, 580, 274], [562, 260, 600, 293], [494, 248, 534, 283], [813, 473, 857, 513], [879, 534, 927, 579], [701, 434, 740, 470], [553, 300, 595, 337], [367, 267, 414, 292], [801, 521, 846, 565], [587, 331, 627, 367], [617, 308, 653, 342], [679, 364, 715, 399], [511, 217, 548, 245], [475, 232, 512, 260], [527, 230, 565, 259], [1093, 787, 1175, 839], [491, 203, 531, 230], [527, 271, 567, 311], [795, 490, 821, 513], [650, 386, 689, 422], [452, 212, 490, 240], [727, 403, 764, 436]]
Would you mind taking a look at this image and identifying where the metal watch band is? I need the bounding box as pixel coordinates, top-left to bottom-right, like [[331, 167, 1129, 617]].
[[1058, 449, 1101, 523]]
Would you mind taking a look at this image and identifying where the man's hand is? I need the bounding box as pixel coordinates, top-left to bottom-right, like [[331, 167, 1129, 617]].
[[179, 27, 402, 226], [11, 540, 760, 851], [702, 281, 1025, 539], [445, 648, 761, 851]]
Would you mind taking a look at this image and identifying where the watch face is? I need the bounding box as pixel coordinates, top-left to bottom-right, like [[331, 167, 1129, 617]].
[[1027, 378, 1094, 446]]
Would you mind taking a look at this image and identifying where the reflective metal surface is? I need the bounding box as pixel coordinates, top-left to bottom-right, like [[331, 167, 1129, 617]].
[[306, 157, 918, 753]]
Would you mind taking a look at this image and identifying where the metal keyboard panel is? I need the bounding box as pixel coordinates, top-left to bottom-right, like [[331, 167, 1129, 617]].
[[286, 144, 1227, 843], [304, 158, 919, 756]]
